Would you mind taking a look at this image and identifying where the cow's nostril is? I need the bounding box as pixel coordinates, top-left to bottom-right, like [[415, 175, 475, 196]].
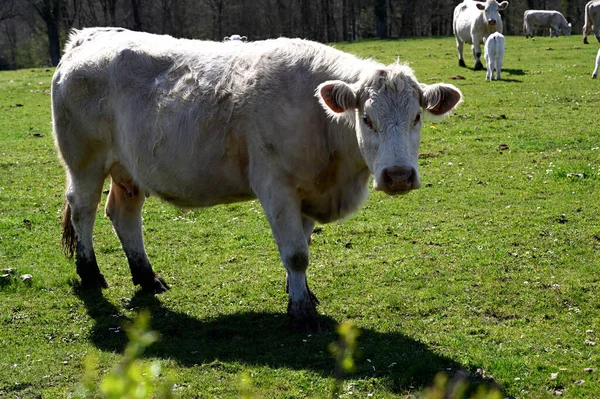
[[383, 166, 416, 192], [489, 19, 497, 24]]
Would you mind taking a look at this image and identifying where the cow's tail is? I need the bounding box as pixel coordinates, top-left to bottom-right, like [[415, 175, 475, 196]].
[[61, 201, 76, 258], [584, 3, 592, 34]]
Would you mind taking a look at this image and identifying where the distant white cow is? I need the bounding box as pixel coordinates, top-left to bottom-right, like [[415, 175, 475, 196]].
[[523, 10, 571, 38], [453, 0, 509, 70], [583, 0, 600, 44], [223, 34, 247, 42], [484, 32, 505, 81], [592, 48, 600, 77], [52, 28, 463, 331]]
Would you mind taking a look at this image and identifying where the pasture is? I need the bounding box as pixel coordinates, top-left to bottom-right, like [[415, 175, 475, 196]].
[[0, 35, 599, 398]]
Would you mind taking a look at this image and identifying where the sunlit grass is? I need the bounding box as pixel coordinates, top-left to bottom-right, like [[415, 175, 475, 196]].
[[1, 36, 599, 398]]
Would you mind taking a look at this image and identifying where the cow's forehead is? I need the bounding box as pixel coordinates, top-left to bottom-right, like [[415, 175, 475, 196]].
[[485, 0, 500, 11], [359, 64, 421, 99], [357, 65, 423, 119]]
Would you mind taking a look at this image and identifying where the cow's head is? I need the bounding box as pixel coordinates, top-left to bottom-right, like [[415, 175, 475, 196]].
[[563, 23, 572, 36], [317, 64, 463, 195], [476, 0, 509, 32]]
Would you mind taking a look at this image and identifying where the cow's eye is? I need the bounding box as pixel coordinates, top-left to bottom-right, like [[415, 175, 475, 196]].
[[414, 113, 421, 126], [363, 114, 375, 131]]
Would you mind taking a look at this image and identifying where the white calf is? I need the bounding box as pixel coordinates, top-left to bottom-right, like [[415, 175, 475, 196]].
[[484, 32, 505, 81]]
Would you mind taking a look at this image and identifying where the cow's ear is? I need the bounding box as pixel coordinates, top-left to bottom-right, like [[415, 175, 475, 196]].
[[498, 1, 509, 10], [475, 3, 485, 10], [422, 83, 463, 116], [317, 81, 357, 114]]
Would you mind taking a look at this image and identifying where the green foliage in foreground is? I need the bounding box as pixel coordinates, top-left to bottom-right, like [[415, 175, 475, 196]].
[[0, 36, 599, 398], [79, 311, 173, 399]]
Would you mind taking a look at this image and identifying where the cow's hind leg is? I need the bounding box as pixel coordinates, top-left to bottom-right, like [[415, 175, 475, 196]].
[[63, 169, 108, 289], [456, 38, 466, 67], [105, 175, 169, 294]]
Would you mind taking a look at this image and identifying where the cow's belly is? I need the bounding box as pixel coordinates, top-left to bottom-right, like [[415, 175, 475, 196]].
[[141, 160, 253, 207], [110, 138, 253, 208]]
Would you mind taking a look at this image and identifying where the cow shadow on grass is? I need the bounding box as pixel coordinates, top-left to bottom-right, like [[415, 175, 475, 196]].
[[74, 287, 503, 395]]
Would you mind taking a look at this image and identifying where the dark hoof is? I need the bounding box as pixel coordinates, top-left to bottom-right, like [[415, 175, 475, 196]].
[[287, 292, 321, 333], [137, 273, 170, 294], [80, 273, 108, 290], [474, 62, 484, 71], [458, 59, 466, 68], [584, 38, 589, 44]]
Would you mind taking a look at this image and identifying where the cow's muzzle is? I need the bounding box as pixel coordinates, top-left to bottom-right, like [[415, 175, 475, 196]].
[[375, 166, 420, 195]]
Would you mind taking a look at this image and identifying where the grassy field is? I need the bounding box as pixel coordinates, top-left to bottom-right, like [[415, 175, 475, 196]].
[[0, 35, 599, 398]]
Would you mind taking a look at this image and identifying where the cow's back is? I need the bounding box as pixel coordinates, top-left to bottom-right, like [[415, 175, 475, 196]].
[[453, 1, 488, 44], [52, 28, 373, 208], [589, 1, 600, 23], [453, 1, 477, 43]]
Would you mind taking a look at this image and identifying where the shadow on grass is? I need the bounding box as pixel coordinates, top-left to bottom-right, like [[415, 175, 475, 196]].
[[503, 68, 525, 76], [74, 287, 503, 394]]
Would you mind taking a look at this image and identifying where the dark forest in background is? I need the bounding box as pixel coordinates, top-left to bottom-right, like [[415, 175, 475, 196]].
[[0, 0, 590, 69]]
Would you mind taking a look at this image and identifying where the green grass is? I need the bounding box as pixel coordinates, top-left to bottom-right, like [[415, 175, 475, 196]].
[[1, 36, 599, 398]]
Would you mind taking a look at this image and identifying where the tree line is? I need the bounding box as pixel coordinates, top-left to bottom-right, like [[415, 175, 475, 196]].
[[0, 0, 591, 70]]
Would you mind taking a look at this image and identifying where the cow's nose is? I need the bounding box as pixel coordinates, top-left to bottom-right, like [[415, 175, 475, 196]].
[[488, 19, 497, 25], [381, 166, 418, 193]]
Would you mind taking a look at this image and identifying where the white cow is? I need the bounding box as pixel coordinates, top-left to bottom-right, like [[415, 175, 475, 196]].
[[484, 32, 505, 81], [583, 0, 600, 44], [592, 48, 600, 77], [52, 28, 463, 331], [523, 10, 571, 38], [223, 34, 247, 42], [453, 0, 509, 70]]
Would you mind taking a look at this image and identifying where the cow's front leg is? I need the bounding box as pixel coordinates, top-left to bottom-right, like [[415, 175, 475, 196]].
[[258, 190, 320, 331], [105, 179, 169, 294], [472, 42, 484, 70]]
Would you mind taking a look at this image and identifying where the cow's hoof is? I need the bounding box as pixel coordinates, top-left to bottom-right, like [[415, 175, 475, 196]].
[[584, 38, 589, 44], [80, 272, 109, 290], [474, 62, 484, 71], [458, 59, 466, 68], [593, 74, 597, 79], [138, 273, 170, 294], [288, 296, 320, 333]]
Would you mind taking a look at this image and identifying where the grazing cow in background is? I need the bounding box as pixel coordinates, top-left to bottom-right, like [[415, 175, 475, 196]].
[[584, 1, 600, 44], [484, 32, 505, 81], [223, 34, 247, 42], [52, 28, 463, 331], [592, 48, 600, 77], [453, 0, 509, 70], [523, 10, 572, 38]]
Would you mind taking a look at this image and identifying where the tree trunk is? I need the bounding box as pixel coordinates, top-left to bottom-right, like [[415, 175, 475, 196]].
[[108, 0, 118, 25], [375, 0, 387, 38], [33, 0, 62, 66], [400, 0, 416, 36], [342, 0, 348, 41], [130, 0, 142, 30]]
